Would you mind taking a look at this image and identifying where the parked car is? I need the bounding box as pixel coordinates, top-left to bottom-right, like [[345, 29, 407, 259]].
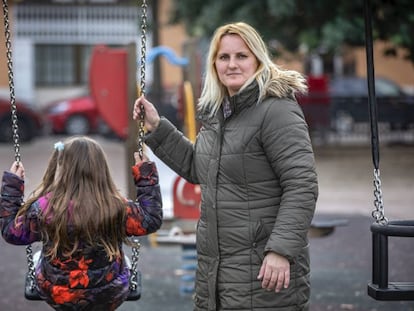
[[44, 89, 181, 138], [0, 97, 44, 143], [298, 76, 414, 133], [330, 76, 414, 132], [43, 95, 109, 136]]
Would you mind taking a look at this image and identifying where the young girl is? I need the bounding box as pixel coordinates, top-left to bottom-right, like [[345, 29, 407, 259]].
[[0, 135, 163, 310]]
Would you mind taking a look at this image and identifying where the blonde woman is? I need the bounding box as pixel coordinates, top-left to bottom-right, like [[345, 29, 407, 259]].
[[134, 22, 318, 310]]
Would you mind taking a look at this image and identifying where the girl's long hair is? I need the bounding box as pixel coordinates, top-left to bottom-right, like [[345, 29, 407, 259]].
[[198, 22, 308, 117], [17, 136, 127, 260]]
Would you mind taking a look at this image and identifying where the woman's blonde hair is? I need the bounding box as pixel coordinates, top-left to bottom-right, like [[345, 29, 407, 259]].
[[198, 22, 308, 116], [18, 136, 127, 260]]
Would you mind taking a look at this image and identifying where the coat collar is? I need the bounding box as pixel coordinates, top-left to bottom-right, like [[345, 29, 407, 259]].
[[196, 80, 260, 123], [227, 80, 260, 116]]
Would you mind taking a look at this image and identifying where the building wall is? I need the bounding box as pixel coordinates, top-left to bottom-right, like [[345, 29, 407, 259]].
[[158, 0, 188, 89], [354, 41, 414, 93]]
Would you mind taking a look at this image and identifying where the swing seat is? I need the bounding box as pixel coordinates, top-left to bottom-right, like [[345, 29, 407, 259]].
[[126, 270, 142, 301], [367, 220, 414, 301], [24, 254, 142, 301], [24, 272, 42, 300], [24, 270, 142, 301]]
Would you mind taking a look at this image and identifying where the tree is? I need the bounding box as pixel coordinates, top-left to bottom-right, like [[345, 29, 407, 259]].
[[169, 0, 414, 63]]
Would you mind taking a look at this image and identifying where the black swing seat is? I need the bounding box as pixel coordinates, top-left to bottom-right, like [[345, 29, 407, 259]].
[[25, 273, 42, 301], [367, 220, 414, 301], [127, 270, 142, 301], [24, 265, 142, 301]]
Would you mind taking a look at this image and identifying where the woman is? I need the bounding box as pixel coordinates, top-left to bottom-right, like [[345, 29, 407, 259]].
[[134, 22, 318, 310]]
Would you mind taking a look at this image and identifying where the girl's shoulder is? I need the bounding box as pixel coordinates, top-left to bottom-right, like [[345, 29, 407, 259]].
[[34, 193, 52, 213]]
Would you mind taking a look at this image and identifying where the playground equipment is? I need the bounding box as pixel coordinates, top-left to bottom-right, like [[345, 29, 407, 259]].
[[363, 0, 414, 301]]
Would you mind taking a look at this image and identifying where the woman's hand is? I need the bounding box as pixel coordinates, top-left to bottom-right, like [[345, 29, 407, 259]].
[[10, 161, 25, 179], [133, 95, 161, 132], [257, 252, 290, 293]]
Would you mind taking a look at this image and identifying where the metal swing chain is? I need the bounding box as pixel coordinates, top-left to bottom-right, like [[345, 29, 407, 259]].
[[2, 0, 20, 162], [129, 237, 141, 291], [137, 0, 147, 161], [372, 169, 387, 224], [129, 0, 147, 292], [2, 0, 37, 291], [25, 243, 37, 291], [363, 0, 388, 226]]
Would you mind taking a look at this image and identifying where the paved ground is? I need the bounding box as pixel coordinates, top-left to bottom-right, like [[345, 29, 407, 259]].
[[0, 134, 413, 311]]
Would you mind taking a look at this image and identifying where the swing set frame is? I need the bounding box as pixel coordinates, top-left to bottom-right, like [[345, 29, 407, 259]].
[[1, 0, 148, 302]]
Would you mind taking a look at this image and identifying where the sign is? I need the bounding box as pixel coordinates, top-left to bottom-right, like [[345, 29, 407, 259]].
[[173, 176, 201, 219]]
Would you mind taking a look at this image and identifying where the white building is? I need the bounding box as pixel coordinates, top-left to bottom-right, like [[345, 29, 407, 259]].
[[8, 0, 151, 106]]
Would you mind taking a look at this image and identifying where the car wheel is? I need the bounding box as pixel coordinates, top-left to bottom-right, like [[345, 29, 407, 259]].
[[97, 118, 112, 135], [97, 118, 123, 140], [333, 111, 354, 134], [65, 115, 90, 135]]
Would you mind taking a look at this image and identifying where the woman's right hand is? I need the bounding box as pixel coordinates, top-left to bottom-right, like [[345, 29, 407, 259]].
[[133, 95, 161, 132]]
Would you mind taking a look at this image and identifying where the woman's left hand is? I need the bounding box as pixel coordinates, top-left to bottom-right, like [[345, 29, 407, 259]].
[[257, 252, 290, 292]]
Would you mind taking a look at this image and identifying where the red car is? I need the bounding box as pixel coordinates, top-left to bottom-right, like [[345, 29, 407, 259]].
[[43, 90, 180, 139], [0, 97, 44, 142], [43, 95, 108, 136]]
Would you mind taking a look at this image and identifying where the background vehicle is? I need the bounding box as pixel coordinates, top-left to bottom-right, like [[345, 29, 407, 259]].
[[298, 76, 414, 133], [330, 76, 414, 132], [43, 95, 109, 136], [0, 97, 44, 143], [44, 90, 181, 138]]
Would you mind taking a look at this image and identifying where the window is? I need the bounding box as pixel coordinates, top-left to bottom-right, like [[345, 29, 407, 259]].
[[375, 79, 402, 97], [35, 45, 93, 86]]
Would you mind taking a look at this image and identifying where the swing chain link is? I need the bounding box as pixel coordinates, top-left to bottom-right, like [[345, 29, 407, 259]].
[[2, 0, 21, 163], [372, 168, 388, 225], [137, 0, 147, 160], [129, 237, 141, 291], [26, 243, 37, 291]]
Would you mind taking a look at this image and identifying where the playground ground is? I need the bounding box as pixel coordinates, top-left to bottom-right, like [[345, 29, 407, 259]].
[[0, 134, 413, 311]]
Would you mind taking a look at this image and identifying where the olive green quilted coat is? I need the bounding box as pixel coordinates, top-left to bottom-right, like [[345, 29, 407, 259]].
[[146, 82, 318, 311]]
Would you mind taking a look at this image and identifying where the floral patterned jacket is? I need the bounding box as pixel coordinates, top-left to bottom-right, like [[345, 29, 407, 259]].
[[0, 161, 162, 310]]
